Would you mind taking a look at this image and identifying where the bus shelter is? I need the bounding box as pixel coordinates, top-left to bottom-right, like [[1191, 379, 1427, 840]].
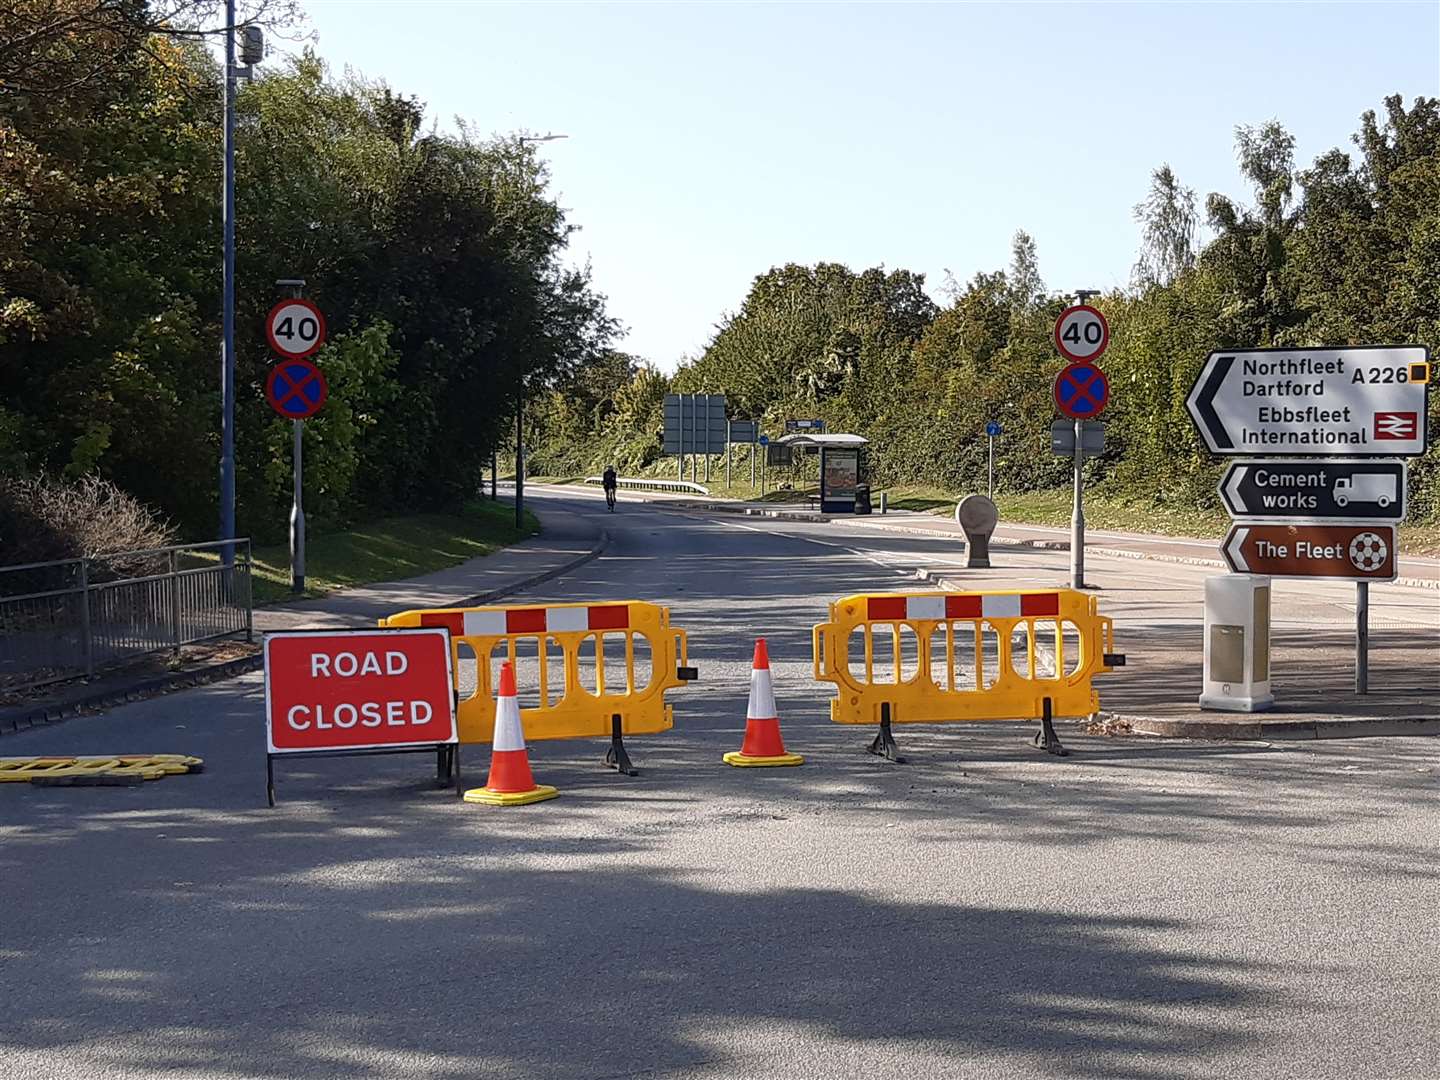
[[777, 433, 868, 513]]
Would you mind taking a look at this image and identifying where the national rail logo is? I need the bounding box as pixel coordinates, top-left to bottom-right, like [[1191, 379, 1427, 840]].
[[1374, 412, 1418, 440]]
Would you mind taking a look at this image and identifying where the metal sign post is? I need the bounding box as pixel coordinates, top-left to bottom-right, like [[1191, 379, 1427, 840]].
[[291, 420, 305, 591], [265, 283, 325, 595], [1356, 581, 1369, 692], [1053, 297, 1110, 590], [985, 420, 1001, 498], [1072, 416, 1085, 588]]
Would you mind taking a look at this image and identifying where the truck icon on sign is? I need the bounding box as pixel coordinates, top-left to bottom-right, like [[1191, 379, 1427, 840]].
[[1334, 474, 1397, 508]]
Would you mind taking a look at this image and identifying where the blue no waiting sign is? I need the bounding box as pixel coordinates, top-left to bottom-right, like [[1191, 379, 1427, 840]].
[[1053, 362, 1110, 420], [265, 359, 328, 420]]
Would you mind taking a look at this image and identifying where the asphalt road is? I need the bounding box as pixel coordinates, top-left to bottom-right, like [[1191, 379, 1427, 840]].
[[2, 490, 1437, 1080]]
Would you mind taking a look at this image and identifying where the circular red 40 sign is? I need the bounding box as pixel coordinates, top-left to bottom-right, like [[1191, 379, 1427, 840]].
[[266, 298, 327, 360], [1054, 304, 1109, 363]]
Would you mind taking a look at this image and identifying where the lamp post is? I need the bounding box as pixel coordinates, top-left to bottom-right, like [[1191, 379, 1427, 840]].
[[510, 133, 569, 529], [218, 9, 262, 557]]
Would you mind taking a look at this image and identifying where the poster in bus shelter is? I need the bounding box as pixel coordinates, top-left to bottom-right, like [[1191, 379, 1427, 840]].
[[822, 448, 859, 502]]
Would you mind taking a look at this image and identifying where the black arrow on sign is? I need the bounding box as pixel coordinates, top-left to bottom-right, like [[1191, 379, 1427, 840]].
[[1191, 354, 1234, 450]]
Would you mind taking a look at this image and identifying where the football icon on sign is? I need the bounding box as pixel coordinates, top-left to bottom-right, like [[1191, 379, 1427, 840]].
[[1349, 532, 1388, 572]]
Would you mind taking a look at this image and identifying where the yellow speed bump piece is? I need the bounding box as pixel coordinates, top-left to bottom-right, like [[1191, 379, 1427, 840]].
[[463, 785, 559, 806], [723, 751, 805, 768], [0, 755, 203, 783], [112, 755, 204, 774]]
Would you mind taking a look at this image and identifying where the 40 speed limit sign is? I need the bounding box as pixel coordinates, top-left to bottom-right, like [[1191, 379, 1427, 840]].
[[266, 298, 327, 360], [1054, 304, 1109, 363]]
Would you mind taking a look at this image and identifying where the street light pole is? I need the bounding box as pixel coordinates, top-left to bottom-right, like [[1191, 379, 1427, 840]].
[[508, 133, 568, 531], [219, 0, 237, 554], [515, 388, 524, 531]]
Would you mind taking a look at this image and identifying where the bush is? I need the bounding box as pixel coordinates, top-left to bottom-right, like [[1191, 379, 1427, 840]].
[[0, 474, 176, 568]]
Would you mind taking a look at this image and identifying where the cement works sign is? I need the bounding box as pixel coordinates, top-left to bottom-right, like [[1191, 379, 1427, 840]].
[[1221, 522, 1397, 581], [1219, 459, 1406, 522], [1186, 346, 1431, 457]]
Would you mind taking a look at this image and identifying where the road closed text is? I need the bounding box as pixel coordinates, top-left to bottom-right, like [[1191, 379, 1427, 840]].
[[286, 698, 434, 731], [264, 629, 456, 753]]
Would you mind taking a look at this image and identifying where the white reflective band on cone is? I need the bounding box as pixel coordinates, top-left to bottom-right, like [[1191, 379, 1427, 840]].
[[492, 694, 526, 752], [747, 668, 778, 721]]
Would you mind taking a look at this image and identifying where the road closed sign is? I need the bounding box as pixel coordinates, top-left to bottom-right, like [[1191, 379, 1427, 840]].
[[1187, 346, 1431, 457], [264, 628, 456, 753]]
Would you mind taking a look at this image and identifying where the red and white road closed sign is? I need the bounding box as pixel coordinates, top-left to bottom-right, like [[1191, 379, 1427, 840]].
[[264, 629, 456, 753]]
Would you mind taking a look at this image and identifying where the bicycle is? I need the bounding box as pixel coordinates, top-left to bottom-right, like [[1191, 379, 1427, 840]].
[[605, 487, 617, 512]]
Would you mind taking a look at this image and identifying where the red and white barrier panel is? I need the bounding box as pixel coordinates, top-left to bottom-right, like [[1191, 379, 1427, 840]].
[[418, 605, 632, 637], [865, 593, 1062, 622]]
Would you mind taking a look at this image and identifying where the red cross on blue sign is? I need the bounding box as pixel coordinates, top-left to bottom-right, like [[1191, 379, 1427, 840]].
[[1053, 362, 1110, 420], [265, 359, 329, 420]]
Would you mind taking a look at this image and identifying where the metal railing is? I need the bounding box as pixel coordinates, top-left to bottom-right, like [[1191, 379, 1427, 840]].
[[585, 476, 710, 496], [0, 540, 254, 692]]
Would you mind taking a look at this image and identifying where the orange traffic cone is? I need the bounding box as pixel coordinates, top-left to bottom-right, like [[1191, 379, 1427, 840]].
[[464, 661, 559, 805], [724, 638, 804, 767]]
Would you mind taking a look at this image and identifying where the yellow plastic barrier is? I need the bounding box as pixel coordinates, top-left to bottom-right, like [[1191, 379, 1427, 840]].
[[812, 589, 1123, 757], [379, 601, 695, 771]]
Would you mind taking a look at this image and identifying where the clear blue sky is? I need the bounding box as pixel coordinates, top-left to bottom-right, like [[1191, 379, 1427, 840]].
[[298, 1, 1439, 371]]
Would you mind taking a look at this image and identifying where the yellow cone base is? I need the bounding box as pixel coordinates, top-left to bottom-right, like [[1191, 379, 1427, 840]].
[[463, 784, 560, 806], [723, 751, 804, 768]]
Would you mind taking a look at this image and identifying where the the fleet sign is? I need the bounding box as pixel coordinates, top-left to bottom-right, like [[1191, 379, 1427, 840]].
[[1187, 346, 1430, 457], [1219, 459, 1406, 522], [264, 628, 456, 753], [1221, 522, 1397, 581]]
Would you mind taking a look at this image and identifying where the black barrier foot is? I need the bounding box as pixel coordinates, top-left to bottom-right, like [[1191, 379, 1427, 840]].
[[1034, 698, 1070, 757], [866, 703, 907, 764], [604, 714, 639, 776]]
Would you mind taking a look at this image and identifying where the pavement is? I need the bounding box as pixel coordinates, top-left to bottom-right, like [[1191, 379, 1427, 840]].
[[0, 488, 1437, 1080], [0, 509, 605, 733]]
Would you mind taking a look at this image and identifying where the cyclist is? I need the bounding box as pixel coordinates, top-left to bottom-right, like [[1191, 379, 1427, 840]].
[[602, 465, 618, 511]]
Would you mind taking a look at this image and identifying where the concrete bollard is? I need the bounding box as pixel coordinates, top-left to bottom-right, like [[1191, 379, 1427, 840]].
[[955, 495, 999, 568]]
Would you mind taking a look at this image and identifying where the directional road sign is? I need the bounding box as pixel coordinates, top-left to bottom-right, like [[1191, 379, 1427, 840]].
[[1054, 362, 1110, 419], [1050, 420, 1105, 457], [265, 359, 328, 419], [1222, 522, 1397, 581], [1054, 305, 1109, 363], [1219, 459, 1406, 522], [1186, 346, 1431, 457], [265, 298, 327, 360], [758, 434, 769, 446], [985, 421, 1002, 437]]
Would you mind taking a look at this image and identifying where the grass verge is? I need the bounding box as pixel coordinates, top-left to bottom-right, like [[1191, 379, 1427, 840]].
[[248, 498, 539, 604]]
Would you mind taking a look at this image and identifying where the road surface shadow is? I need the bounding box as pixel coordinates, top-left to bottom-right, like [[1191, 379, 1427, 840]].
[[0, 824, 1272, 1080]]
